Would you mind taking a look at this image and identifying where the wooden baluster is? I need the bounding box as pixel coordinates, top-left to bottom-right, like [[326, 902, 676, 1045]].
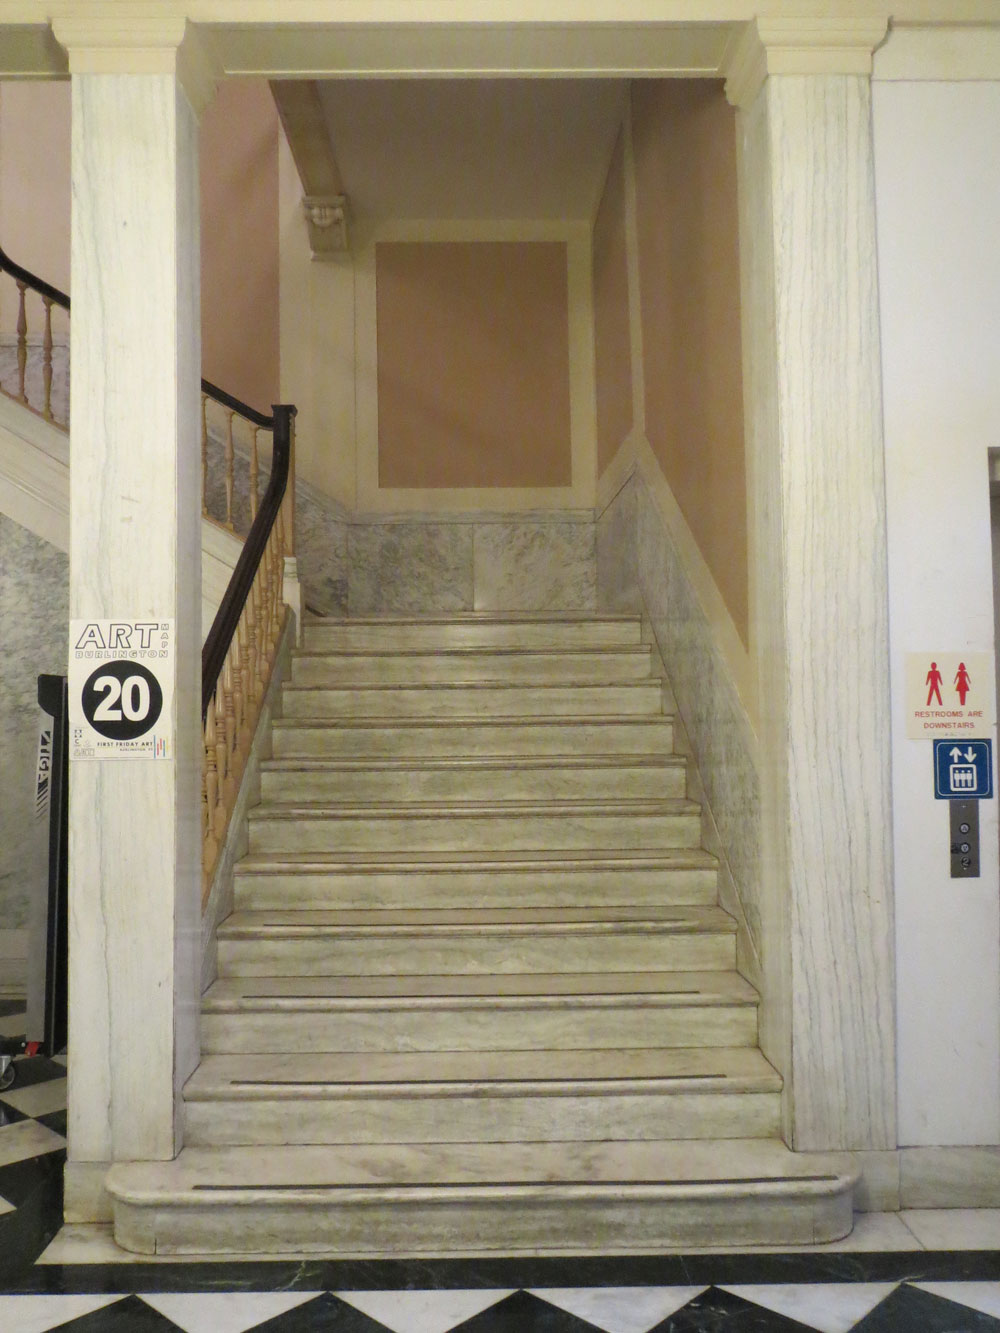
[[41, 297, 54, 421], [224, 409, 235, 531], [201, 394, 209, 518], [243, 565, 260, 712], [222, 653, 238, 805], [15, 281, 28, 404], [232, 617, 247, 760], [204, 700, 221, 879], [215, 672, 231, 839], [250, 427, 260, 521]]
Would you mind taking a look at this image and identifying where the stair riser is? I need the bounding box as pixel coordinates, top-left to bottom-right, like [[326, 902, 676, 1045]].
[[281, 684, 663, 719], [115, 1177, 848, 1257], [271, 720, 675, 759], [291, 651, 652, 686], [201, 1003, 757, 1053], [260, 765, 685, 803], [247, 813, 702, 854], [184, 1090, 781, 1148], [217, 932, 735, 977], [233, 866, 719, 911], [303, 622, 643, 652]]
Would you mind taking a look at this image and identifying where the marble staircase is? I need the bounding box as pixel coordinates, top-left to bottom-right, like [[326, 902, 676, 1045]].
[[106, 613, 856, 1255]]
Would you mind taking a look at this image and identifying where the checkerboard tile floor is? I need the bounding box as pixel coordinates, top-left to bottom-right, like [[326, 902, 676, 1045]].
[[7, 1002, 1000, 1330]]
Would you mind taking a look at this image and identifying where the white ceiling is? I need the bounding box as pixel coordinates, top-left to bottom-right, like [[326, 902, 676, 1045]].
[[316, 78, 628, 223]]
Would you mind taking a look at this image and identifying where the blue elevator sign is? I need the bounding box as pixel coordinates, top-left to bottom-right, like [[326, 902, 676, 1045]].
[[934, 739, 993, 799]]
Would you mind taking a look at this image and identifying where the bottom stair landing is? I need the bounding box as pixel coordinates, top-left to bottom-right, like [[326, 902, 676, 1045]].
[[106, 1140, 856, 1256]]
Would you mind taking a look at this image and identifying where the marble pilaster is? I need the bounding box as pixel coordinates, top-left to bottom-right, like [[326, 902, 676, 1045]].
[[66, 69, 202, 1192], [733, 56, 896, 1150]]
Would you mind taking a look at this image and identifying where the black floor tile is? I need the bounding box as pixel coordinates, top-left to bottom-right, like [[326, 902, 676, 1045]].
[[0, 1149, 65, 1209], [48, 1294, 186, 1330], [450, 1289, 603, 1332], [0, 1148, 65, 1282], [650, 1286, 818, 1331], [0, 1099, 30, 1126], [852, 1282, 1000, 1331], [250, 1291, 396, 1330], [4, 1055, 68, 1088], [37, 1108, 68, 1136]]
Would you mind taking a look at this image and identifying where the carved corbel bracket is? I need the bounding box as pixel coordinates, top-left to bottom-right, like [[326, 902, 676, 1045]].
[[302, 194, 349, 258]]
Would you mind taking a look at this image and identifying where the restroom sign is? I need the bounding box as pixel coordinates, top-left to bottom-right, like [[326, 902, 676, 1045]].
[[69, 619, 173, 760], [905, 652, 994, 739], [934, 739, 993, 800]]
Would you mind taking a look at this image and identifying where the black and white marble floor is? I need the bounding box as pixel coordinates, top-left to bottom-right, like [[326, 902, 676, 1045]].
[[8, 1004, 1000, 1331]]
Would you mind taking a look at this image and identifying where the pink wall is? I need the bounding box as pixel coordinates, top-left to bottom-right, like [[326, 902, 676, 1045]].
[[631, 80, 748, 643], [376, 240, 572, 489]]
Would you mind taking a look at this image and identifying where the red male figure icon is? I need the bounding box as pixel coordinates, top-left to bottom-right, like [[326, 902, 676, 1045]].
[[955, 662, 972, 706], [926, 661, 944, 706]]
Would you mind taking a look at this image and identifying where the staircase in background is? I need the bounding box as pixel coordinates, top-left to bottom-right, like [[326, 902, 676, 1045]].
[[107, 612, 855, 1255]]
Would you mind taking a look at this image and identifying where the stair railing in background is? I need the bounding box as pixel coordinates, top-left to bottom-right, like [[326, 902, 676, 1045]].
[[0, 243, 280, 541], [202, 403, 297, 902], [0, 244, 299, 905]]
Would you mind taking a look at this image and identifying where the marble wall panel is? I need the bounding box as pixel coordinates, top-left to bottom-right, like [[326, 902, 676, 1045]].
[[598, 473, 762, 968], [348, 521, 474, 614], [596, 476, 640, 614], [0, 515, 68, 932], [473, 520, 595, 612]]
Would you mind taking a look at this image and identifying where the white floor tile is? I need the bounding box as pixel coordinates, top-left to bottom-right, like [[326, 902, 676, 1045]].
[[0, 1118, 66, 1167], [720, 1283, 900, 1333], [0, 1014, 27, 1037], [1, 1077, 67, 1118], [0, 1294, 121, 1333], [0, 1195, 14, 1216], [337, 1289, 516, 1333], [142, 1292, 322, 1333], [901, 1208, 1000, 1249], [913, 1281, 1000, 1317], [530, 1286, 707, 1332]]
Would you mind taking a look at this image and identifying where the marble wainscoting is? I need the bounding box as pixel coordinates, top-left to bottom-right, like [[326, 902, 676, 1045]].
[[0, 515, 68, 994], [348, 513, 597, 615], [597, 472, 762, 984]]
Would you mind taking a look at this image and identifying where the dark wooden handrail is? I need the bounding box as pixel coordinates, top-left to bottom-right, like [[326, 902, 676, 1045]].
[[201, 403, 296, 722], [0, 243, 271, 424], [0, 243, 69, 310]]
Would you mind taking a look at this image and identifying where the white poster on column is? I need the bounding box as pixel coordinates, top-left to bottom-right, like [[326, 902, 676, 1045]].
[[68, 619, 174, 760]]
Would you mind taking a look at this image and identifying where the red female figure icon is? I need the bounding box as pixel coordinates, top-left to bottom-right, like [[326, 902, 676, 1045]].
[[926, 661, 944, 706], [955, 661, 972, 706]]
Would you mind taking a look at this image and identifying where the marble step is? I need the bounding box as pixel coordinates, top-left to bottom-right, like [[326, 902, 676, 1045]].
[[200, 969, 758, 1052], [247, 798, 702, 854], [106, 1139, 856, 1256], [233, 849, 719, 911], [259, 755, 687, 804], [271, 715, 675, 760], [280, 680, 664, 719], [291, 646, 653, 686], [302, 613, 644, 653], [216, 905, 736, 977], [183, 1048, 782, 1147]]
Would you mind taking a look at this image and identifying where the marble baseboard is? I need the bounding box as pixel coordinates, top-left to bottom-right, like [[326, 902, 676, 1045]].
[[347, 514, 597, 615], [900, 1148, 1000, 1209], [0, 514, 68, 933], [596, 473, 762, 975]]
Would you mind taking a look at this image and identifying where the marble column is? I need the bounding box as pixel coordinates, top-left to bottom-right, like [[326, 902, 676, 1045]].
[[57, 28, 211, 1218], [727, 21, 897, 1151]]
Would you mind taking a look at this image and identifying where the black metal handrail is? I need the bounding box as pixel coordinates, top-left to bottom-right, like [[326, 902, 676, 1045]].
[[0, 243, 271, 422], [201, 403, 296, 722]]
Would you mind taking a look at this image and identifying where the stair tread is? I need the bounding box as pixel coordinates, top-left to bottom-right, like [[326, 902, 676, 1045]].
[[204, 969, 758, 1003], [107, 1138, 854, 1195], [187, 1047, 780, 1093], [292, 647, 651, 661], [273, 714, 674, 729], [219, 905, 735, 935], [307, 613, 642, 625], [260, 754, 684, 772], [235, 849, 718, 872], [248, 798, 700, 819]]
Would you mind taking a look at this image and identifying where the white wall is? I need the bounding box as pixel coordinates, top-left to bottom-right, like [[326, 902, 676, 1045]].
[[874, 77, 1000, 1145]]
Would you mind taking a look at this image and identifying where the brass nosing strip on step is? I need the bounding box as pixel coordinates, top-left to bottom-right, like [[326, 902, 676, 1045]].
[[217, 994, 753, 1012], [187, 1175, 842, 1194]]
